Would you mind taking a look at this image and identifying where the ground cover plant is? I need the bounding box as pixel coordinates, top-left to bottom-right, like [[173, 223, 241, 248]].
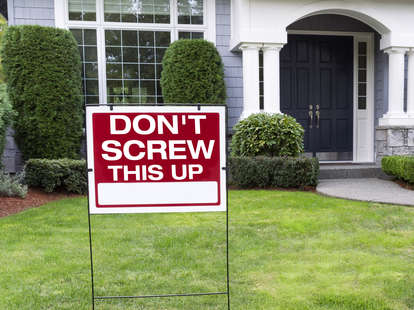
[[1, 191, 414, 309], [1, 25, 83, 159], [0, 171, 27, 198]]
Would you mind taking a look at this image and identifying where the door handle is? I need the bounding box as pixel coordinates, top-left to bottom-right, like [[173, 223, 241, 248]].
[[308, 110, 313, 129], [315, 110, 320, 129]]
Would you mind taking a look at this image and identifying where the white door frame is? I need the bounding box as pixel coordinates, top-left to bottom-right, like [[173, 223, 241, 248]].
[[287, 30, 375, 163]]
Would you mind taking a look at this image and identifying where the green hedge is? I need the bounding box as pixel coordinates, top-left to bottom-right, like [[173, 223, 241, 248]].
[[1, 25, 83, 160], [0, 83, 13, 158], [229, 156, 319, 189], [231, 113, 304, 157], [161, 39, 226, 104], [382, 156, 414, 184], [25, 158, 87, 194]]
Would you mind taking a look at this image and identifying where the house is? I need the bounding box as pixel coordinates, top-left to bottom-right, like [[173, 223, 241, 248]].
[[3, 0, 414, 172]]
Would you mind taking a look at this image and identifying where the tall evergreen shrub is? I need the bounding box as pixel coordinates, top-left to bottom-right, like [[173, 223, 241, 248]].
[[1, 25, 83, 159], [161, 39, 226, 104], [0, 83, 13, 158]]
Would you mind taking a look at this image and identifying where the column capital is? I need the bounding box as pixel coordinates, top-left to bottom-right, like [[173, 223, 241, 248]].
[[262, 43, 284, 52], [239, 43, 261, 51], [384, 47, 410, 55], [407, 48, 414, 56]]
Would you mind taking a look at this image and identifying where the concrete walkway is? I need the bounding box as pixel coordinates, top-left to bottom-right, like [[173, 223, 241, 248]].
[[317, 178, 414, 206]]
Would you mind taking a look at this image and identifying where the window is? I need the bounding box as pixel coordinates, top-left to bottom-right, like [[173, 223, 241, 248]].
[[62, 0, 212, 105], [259, 51, 264, 110], [358, 42, 367, 110], [105, 30, 170, 104], [69, 0, 96, 21], [103, 0, 170, 23], [177, 0, 203, 24], [71, 29, 99, 104], [178, 31, 203, 40]]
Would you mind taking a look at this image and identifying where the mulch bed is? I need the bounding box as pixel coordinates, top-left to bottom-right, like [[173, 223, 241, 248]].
[[0, 185, 315, 219], [0, 189, 80, 218], [394, 179, 414, 191]]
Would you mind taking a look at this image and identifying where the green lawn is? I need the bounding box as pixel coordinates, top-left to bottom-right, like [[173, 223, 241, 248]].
[[1, 191, 414, 309]]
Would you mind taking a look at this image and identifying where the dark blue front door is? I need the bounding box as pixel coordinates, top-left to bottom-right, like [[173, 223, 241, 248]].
[[280, 35, 354, 159]]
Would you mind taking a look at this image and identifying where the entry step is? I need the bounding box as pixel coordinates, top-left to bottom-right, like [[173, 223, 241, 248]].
[[319, 164, 390, 180]]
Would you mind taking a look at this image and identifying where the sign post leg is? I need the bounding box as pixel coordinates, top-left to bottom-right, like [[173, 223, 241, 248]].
[[87, 209, 95, 310], [225, 170, 231, 310]]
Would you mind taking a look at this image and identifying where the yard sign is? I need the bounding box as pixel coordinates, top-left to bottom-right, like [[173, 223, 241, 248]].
[[86, 105, 227, 214]]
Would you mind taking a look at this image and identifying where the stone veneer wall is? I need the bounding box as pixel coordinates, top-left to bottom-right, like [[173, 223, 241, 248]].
[[376, 126, 414, 163]]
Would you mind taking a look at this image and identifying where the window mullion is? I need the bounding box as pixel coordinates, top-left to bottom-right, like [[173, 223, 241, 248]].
[[97, 27, 107, 104]]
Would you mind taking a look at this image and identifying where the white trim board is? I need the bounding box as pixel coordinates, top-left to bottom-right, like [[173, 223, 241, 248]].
[[287, 30, 375, 163]]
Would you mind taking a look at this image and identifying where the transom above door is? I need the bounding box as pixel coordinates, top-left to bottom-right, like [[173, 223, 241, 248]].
[[280, 34, 354, 161]]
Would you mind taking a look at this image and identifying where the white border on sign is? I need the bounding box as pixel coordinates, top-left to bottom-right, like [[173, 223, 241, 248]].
[[86, 105, 227, 214]]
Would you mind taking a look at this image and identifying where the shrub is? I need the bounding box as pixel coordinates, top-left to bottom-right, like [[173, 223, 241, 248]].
[[0, 171, 27, 198], [0, 83, 13, 158], [1, 25, 83, 160], [229, 156, 319, 189], [25, 158, 87, 194], [382, 156, 414, 184], [231, 113, 304, 157], [0, 14, 8, 83], [161, 39, 226, 104]]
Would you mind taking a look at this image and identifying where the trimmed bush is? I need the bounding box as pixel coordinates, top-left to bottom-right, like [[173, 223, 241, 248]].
[[1, 25, 83, 160], [0, 171, 27, 198], [0, 14, 8, 83], [0, 83, 13, 158], [382, 155, 414, 184], [231, 113, 304, 157], [25, 158, 87, 194], [229, 156, 319, 189], [161, 39, 226, 104]]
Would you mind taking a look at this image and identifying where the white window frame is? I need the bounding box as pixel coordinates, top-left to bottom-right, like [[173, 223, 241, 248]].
[[55, 0, 216, 105]]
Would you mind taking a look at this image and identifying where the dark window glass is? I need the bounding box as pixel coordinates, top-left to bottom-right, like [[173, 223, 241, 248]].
[[104, 0, 170, 24], [358, 97, 367, 110], [105, 30, 170, 104], [69, 0, 96, 21], [178, 31, 204, 40], [177, 0, 203, 24], [70, 28, 99, 104]]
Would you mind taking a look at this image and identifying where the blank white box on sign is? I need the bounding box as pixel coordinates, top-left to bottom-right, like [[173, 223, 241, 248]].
[[98, 181, 219, 206]]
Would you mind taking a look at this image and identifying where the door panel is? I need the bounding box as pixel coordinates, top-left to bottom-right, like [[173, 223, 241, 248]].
[[297, 68, 310, 110], [280, 34, 354, 158]]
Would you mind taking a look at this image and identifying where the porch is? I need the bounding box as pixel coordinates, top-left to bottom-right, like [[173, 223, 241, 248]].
[[231, 0, 414, 163]]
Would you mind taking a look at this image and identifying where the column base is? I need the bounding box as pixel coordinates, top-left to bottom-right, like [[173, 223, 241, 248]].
[[240, 110, 260, 119], [379, 114, 414, 126], [375, 125, 414, 163], [262, 109, 282, 114]]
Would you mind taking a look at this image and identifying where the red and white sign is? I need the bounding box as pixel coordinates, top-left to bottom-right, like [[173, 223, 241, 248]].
[[86, 105, 227, 214]]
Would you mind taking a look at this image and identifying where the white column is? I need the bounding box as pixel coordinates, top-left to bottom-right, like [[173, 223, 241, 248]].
[[240, 44, 260, 119], [380, 47, 409, 126], [407, 49, 414, 117], [262, 44, 284, 114]]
